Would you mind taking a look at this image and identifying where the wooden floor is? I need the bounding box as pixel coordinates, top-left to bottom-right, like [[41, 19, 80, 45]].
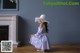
[[1, 45, 80, 53]]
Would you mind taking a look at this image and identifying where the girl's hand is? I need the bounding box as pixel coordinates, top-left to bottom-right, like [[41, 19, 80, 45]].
[[30, 34, 35, 38]]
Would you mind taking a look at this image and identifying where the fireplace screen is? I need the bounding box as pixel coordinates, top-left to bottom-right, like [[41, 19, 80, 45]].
[[0, 26, 9, 42]]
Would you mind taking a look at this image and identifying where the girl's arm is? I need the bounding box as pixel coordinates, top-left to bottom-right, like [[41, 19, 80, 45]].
[[35, 28, 43, 36], [35, 24, 44, 36]]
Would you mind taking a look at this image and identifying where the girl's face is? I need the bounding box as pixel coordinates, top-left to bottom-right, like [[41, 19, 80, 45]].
[[38, 19, 44, 24]]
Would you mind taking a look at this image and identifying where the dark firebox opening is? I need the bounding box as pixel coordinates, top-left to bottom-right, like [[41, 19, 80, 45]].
[[0, 25, 9, 42]]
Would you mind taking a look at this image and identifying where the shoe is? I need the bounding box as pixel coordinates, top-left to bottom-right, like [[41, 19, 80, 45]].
[[37, 49, 41, 51], [37, 49, 45, 52]]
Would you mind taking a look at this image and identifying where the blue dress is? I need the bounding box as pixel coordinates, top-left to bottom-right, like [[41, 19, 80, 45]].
[[30, 27, 50, 50]]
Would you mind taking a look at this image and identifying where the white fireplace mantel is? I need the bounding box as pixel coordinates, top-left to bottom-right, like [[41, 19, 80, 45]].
[[0, 14, 19, 47]]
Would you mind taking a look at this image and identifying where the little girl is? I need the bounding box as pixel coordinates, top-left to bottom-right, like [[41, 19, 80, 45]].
[[30, 14, 50, 51]]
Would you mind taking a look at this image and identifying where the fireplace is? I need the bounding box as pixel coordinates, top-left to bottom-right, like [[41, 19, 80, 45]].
[[0, 25, 9, 42], [0, 14, 19, 47]]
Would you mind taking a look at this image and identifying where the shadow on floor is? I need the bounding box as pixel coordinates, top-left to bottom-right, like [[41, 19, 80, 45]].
[[49, 47, 80, 52]]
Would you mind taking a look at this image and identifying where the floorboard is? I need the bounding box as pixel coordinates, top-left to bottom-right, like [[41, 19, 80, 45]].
[[0, 45, 80, 53]]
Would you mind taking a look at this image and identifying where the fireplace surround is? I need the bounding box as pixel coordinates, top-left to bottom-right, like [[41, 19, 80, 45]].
[[0, 14, 19, 47]]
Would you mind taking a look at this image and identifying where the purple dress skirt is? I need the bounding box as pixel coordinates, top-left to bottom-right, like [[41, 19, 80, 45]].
[[30, 27, 50, 50]]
